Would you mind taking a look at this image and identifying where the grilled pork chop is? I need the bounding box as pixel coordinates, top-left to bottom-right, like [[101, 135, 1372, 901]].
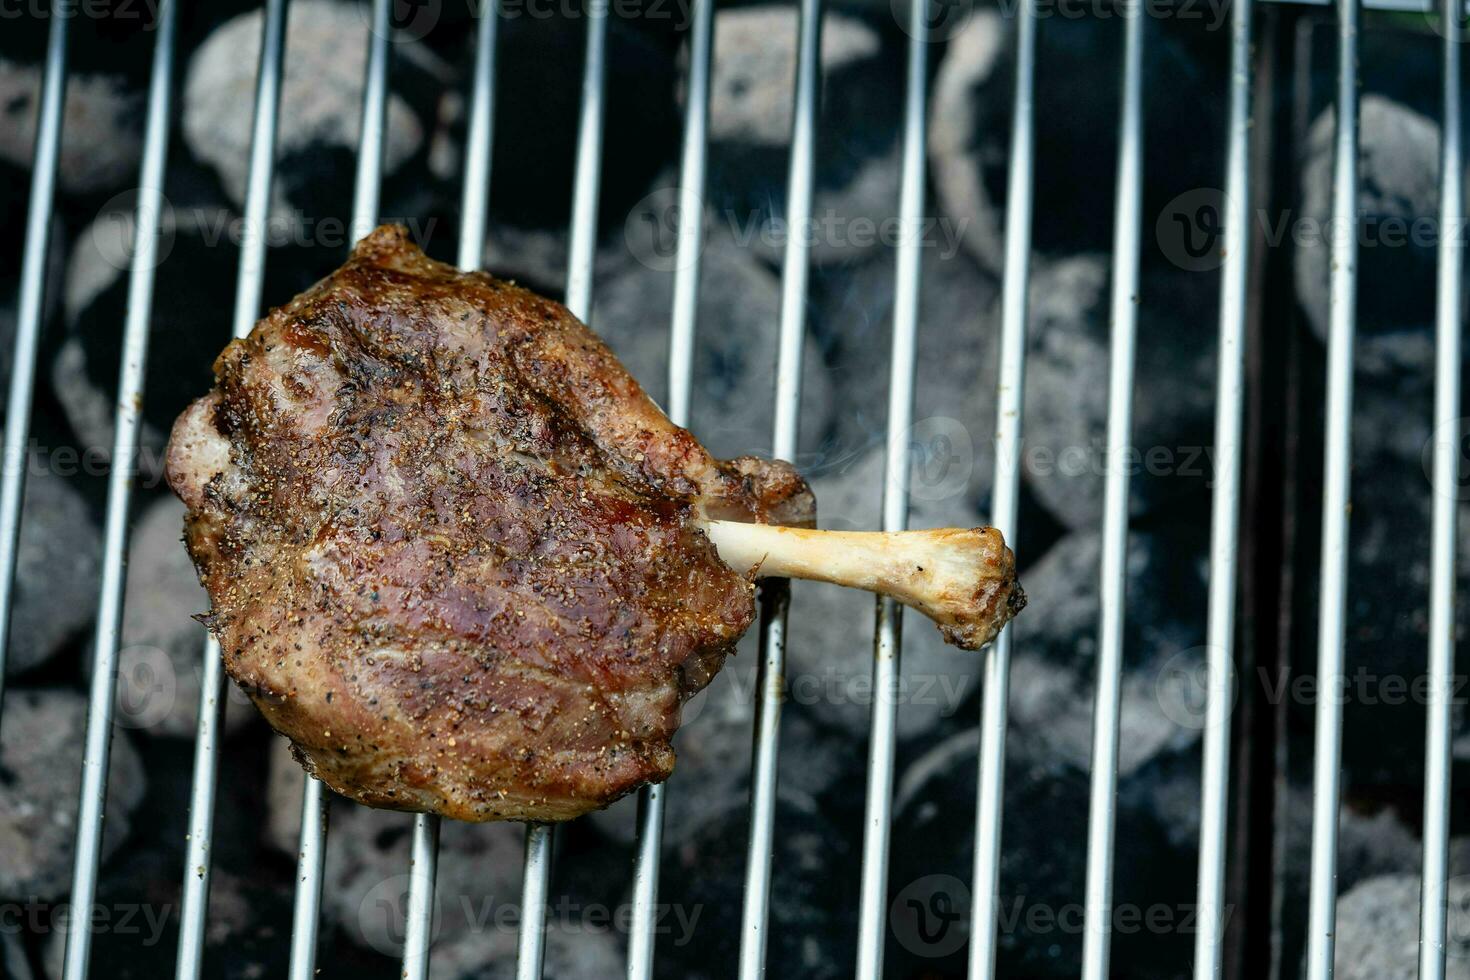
[[166, 225, 1022, 821]]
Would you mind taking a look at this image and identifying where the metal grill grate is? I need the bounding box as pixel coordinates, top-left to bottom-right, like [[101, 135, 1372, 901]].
[[0, 0, 1464, 977]]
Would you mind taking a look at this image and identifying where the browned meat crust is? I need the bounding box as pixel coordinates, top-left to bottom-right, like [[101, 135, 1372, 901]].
[[166, 225, 813, 821]]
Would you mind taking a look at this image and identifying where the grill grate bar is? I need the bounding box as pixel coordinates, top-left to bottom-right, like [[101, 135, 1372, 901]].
[[286, 3, 394, 976], [456, 0, 500, 275], [562, 0, 609, 323], [0, 3, 68, 715], [1079, 6, 1145, 977], [174, 1, 290, 976], [735, 0, 823, 973], [1419, 0, 1464, 974], [516, 825, 555, 979], [1304, 0, 1359, 974], [60, 3, 179, 977], [516, 6, 609, 977], [625, 0, 715, 973], [399, 5, 502, 978], [350, 0, 393, 242], [402, 813, 442, 980], [1192, 0, 1253, 975], [853, 0, 929, 975], [287, 781, 331, 980], [967, 0, 1036, 974]]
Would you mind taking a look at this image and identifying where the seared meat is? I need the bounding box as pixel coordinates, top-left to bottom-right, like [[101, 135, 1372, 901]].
[[166, 225, 1021, 822]]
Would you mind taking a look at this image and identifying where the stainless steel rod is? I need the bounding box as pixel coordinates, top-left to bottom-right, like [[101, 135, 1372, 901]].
[[562, 0, 608, 324], [736, 0, 823, 972], [175, 1, 290, 976], [455, 0, 500, 274], [1304, 0, 1359, 974], [516, 823, 555, 980], [1080, 6, 1145, 977], [288, 2, 393, 975], [399, 6, 502, 979], [662, 0, 715, 429], [516, 6, 608, 977], [1192, 0, 1253, 975], [626, 0, 714, 973], [0, 1, 68, 718], [287, 780, 330, 980], [1419, 0, 1463, 975], [61, 3, 178, 977], [350, 0, 392, 244], [401, 812, 441, 980], [853, 0, 928, 973], [968, 0, 1036, 973]]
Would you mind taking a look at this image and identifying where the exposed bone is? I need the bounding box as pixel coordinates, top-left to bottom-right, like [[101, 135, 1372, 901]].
[[699, 520, 1025, 651]]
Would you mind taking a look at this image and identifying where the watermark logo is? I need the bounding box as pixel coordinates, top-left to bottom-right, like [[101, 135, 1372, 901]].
[[1155, 646, 1236, 731], [114, 645, 178, 730], [1422, 0, 1470, 43], [1157, 187, 1229, 272], [1422, 417, 1470, 502], [624, 187, 706, 274], [892, 0, 975, 41], [0, 0, 162, 23], [361, 0, 443, 42], [91, 189, 177, 273], [357, 873, 443, 957], [1444, 874, 1470, 956], [624, 195, 968, 269], [906, 416, 975, 503], [891, 874, 969, 958]]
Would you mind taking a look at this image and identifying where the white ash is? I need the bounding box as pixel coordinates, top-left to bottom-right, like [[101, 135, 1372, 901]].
[[707, 8, 878, 148], [592, 226, 835, 462], [115, 494, 255, 737], [809, 231, 999, 505], [57, 205, 231, 487], [587, 626, 852, 847], [927, 11, 1009, 274], [182, 0, 435, 221], [5, 469, 101, 679], [1322, 874, 1470, 979], [0, 688, 145, 900], [1297, 96, 1444, 379], [1020, 254, 1216, 530], [1007, 524, 1208, 777], [0, 58, 142, 195], [927, 10, 1225, 275], [704, 6, 902, 266], [428, 918, 623, 980], [322, 800, 526, 960]]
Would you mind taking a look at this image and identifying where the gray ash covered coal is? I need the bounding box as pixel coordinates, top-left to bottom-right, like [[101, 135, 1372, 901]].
[[807, 227, 998, 502], [593, 227, 836, 461], [889, 727, 1196, 978], [114, 494, 257, 736], [1009, 520, 1210, 777], [56, 204, 328, 483], [928, 7, 1227, 276], [7, 2, 1445, 977], [655, 793, 858, 980], [0, 689, 145, 900], [704, 5, 904, 269], [1018, 256, 1218, 531], [3, 467, 101, 679], [182, 0, 447, 230]]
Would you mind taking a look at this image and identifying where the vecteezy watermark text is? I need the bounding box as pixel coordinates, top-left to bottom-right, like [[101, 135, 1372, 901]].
[[0, 900, 172, 947]]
